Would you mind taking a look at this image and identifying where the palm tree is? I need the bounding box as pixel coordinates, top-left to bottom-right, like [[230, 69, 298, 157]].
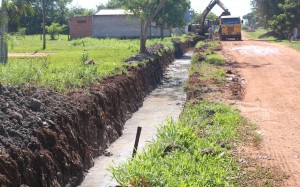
[[0, 0, 33, 63]]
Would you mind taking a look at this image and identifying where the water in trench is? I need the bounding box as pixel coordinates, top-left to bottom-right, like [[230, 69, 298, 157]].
[[79, 52, 192, 187]]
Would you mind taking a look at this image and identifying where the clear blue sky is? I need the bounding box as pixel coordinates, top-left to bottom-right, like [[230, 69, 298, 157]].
[[70, 0, 252, 17]]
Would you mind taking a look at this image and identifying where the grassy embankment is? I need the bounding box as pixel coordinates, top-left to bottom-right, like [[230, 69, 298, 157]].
[[245, 29, 300, 50], [0, 35, 178, 92], [110, 40, 285, 186]]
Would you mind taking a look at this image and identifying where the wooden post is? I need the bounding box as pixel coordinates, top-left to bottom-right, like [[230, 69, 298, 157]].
[[132, 126, 142, 158]]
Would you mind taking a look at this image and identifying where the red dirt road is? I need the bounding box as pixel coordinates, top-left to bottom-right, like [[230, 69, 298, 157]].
[[221, 38, 300, 186]]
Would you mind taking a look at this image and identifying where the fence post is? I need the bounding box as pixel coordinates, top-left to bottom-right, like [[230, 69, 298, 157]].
[[132, 126, 142, 158]]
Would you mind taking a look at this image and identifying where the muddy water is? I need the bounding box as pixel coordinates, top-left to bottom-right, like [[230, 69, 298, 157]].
[[79, 52, 192, 187]]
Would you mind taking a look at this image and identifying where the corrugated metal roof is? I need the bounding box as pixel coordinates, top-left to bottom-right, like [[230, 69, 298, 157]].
[[95, 9, 133, 16]]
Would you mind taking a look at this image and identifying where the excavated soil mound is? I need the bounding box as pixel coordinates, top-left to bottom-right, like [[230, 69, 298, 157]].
[[0, 42, 193, 187]]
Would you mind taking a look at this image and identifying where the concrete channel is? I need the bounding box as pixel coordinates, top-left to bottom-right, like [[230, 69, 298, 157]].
[[79, 52, 193, 187]]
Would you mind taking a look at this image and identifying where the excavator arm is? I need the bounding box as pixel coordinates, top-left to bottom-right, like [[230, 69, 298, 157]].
[[199, 0, 230, 34]]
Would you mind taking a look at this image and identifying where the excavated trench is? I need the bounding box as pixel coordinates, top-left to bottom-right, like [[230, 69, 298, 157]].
[[0, 39, 197, 187], [80, 52, 193, 187]]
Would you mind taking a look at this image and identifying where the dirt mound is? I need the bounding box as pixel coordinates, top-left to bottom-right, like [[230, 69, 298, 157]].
[[258, 31, 280, 38], [0, 41, 194, 186]]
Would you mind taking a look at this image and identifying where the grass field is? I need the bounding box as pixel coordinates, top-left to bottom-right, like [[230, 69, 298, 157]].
[[0, 35, 174, 92], [245, 29, 300, 50]]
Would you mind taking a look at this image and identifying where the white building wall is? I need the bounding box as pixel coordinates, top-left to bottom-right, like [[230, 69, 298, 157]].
[[92, 15, 171, 38]]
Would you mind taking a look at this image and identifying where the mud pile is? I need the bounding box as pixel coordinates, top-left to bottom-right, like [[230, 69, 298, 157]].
[[0, 41, 194, 186]]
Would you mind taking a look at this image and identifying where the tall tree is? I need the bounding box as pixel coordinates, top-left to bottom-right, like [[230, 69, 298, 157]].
[[251, 0, 299, 35], [120, 0, 165, 53], [154, 0, 190, 38], [243, 12, 256, 29], [15, 0, 71, 35]]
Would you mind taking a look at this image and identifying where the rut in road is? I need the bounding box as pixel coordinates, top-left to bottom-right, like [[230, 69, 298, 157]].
[[221, 39, 300, 186]]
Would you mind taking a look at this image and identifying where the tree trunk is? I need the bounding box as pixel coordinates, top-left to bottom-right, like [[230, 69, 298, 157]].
[[139, 0, 165, 53], [160, 25, 164, 40], [0, 0, 8, 63], [140, 19, 149, 53], [41, 0, 46, 50]]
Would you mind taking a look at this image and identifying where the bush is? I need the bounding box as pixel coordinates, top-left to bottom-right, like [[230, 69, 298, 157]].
[[45, 23, 67, 40]]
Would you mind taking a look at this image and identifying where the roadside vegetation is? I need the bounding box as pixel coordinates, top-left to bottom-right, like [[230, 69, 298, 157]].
[[244, 29, 276, 41], [111, 102, 242, 186], [110, 40, 286, 186], [0, 35, 174, 92], [242, 0, 299, 52], [245, 29, 300, 51]]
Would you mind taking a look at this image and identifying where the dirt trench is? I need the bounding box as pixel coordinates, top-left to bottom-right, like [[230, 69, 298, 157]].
[[0, 39, 197, 187]]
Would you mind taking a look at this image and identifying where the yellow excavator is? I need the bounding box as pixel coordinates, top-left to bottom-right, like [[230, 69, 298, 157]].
[[189, 0, 231, 35], [189, 0, 243, 41]]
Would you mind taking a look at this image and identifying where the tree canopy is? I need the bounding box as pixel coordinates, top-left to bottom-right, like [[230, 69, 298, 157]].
[[119, 0, 166, 52], [12, 0, 72, 34], [154, 0, 190, 28], [251, 0, 300, 35], [96, 0, 122, 10]]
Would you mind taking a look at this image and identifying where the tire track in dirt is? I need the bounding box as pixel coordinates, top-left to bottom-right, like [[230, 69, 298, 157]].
[[221, 38, 300, 186]]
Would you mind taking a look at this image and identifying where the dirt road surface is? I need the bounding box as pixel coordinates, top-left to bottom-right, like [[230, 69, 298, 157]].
[[221, 37, 300, 186]]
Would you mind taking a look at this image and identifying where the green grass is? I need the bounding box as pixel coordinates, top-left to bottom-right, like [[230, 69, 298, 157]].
[[245, 29, 276, 41], [110, 39, 284, 186], [0, 35, 175, 92], [195, 40, 220, 50], [191, 42, 226, 86], [288, 41, 300, 50], [110, 102, 241, 186], [206, 53, 226, 66], [245, 29, 300, 51]]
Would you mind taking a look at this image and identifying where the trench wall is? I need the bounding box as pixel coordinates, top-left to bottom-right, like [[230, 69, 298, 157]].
[[0, 38, 196, 187]]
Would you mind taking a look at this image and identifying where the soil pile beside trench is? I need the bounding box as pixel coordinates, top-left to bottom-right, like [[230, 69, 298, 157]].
[[0, 41, 195, 186]]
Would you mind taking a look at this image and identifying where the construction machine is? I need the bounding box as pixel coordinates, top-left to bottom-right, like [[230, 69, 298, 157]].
[[219, 15, 243, 41], [189, 0, 231, 35]]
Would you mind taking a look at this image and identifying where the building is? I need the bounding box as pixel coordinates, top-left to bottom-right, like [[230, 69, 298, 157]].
[[69, 16, 92, 38], [69, 9, 171, 39]]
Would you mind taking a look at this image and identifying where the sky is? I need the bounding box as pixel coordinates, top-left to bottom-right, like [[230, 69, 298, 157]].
[[70, 0, 252, 17]]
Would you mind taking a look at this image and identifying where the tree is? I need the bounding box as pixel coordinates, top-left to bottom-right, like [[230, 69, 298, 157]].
[[68, 6, 95, 17], [251, 0, 285, 26], [45, 22, 66, 40], [14, 0, 72, 35], [0, 0, 33, 63], [153, 0, 190, 38], [251, 0, 299, 36], [250, 0, 285, 29], [207, 12, 218, 20], [280, 0, 300, 27], [243, 12, 256, 29], [96, 0, 122, 10], [120, 0, 165, 53]]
